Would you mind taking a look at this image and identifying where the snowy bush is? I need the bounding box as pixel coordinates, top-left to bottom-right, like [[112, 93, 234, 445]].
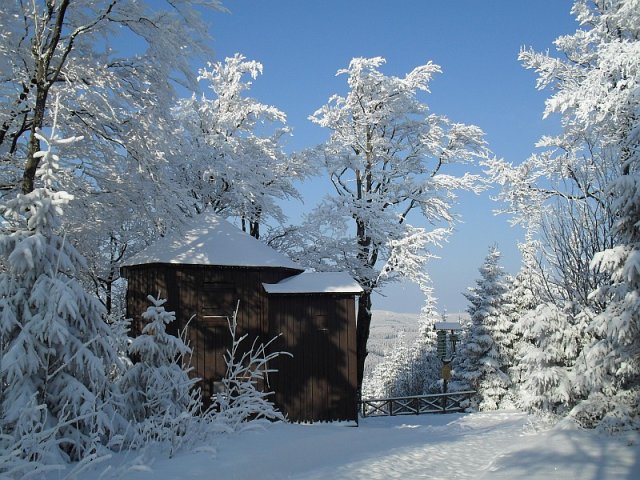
[[206, 303, 288, 431]]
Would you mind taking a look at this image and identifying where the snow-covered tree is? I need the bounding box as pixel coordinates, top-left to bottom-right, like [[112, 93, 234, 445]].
[[486, 0, 639, 428], [578, 170, 640, 429], [494, 275, 519, 375], [0, 119, 123, 462], [174, 54, 310, 238], [0, 0, 226, 313], [296, 57, 488, 388], [454, 246, 512, 410], [565, 1, 640, 430], [514, 302, 586, 415], [508, 235, 547, 387], [119, 295, 200, 443], [0, 0, 224, 192]]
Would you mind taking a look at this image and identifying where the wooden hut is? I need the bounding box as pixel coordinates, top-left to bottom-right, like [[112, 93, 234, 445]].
[[263, 272, 361, 422], [120, 214, 362, 422]]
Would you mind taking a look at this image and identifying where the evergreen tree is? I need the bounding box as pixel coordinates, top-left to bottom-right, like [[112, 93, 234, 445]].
[[508, 235, 546, 389], [514, 302, 585, 415], [484, 0, 639, 429], [362, 288, 442, 399], [0, 121, 123, 462], [454, 246, 511, 410], [569, 0, 640, 431], [119, 295, 199, 432]]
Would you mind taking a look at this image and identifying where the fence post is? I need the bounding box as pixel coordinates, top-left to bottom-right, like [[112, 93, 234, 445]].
[[441, 377, 448, 413]]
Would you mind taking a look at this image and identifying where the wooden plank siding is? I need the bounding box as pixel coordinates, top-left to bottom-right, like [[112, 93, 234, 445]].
[[122, 264, 296, 404], [266, 294, 358, 422], [122, 264, 358, 423]]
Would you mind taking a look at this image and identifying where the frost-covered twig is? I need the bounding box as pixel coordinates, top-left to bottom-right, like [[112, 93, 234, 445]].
[[205, 301, 290, 431]]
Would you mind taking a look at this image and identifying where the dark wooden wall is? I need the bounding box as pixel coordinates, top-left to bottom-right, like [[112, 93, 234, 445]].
[[123, 264, 358, 422], [267, 294, 358, 422], [123, 264, 295, 401]]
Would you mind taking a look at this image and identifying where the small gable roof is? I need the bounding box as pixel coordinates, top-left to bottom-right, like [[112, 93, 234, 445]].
[[263, 271, 363, 294], [122, 213, 304, 271]]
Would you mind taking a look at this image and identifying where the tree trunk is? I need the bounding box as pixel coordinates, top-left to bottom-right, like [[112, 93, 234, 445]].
[[22, 86, 47, 193], [22, 0, 72, 193], [250, 220, 260, 239], [355, 291, 373, 391]]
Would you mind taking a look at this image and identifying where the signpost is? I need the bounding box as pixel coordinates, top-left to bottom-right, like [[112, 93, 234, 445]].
[[434, 321, 462, 412]]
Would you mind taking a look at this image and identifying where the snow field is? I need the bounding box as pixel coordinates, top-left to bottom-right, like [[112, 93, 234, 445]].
[[61, 411, 640, 480]]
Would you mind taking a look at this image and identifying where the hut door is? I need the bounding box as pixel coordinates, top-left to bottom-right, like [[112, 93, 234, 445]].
[[195, 282, 236, 402]]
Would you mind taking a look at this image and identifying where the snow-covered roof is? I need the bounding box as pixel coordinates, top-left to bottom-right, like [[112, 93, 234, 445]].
[[263, 271, 364, 294], [122, 213, 304, 270], [434, 321, 463, 331]]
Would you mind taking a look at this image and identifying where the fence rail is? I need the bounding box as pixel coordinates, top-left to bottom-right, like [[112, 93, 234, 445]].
[[359, 391, 476, 417]]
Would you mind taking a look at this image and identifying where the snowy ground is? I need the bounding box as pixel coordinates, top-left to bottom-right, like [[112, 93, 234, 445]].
[[57, 411, 639, 480]]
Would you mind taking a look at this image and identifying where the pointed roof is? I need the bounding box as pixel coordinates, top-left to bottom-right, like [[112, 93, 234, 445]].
[[263, 271, 363, 294], [122, 213, 304, 271]]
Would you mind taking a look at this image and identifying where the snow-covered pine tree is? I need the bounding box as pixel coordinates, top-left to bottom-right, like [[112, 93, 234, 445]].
[[514, 301, 584, 415], [509, 226, 594, 416], [0, 119, 123, 463], [507, 235, 545, 389], [119, 295, 200, 445], [454, 246, 512, 410], [557, 0, 640, 431], [493, 274, 518, 383]]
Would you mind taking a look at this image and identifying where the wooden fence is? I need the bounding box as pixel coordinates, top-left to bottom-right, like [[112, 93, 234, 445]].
[[359, 391, 476, 417]]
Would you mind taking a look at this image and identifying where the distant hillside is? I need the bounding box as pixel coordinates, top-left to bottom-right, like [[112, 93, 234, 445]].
[[364, 310, 468, 378]]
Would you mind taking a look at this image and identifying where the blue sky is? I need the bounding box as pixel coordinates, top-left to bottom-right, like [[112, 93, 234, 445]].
[[198, 1, 577, 313]]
